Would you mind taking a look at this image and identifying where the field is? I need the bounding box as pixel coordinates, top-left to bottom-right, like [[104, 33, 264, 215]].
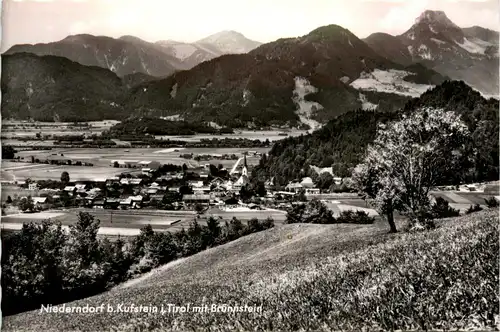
[[1, 162, 124, 182], [155, 129, 308, 142], [3, 209, 497, 331], [0, 206, 288, 236], [0, 205, 287, 235], [1, 120, 119, 139], [13, 147, 270, 169]]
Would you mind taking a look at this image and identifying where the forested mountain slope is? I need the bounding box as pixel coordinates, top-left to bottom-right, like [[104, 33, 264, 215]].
[[252, 80, 499, 185]]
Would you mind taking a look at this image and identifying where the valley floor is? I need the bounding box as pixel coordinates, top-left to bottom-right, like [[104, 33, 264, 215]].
[[3, 210, 498, 331]]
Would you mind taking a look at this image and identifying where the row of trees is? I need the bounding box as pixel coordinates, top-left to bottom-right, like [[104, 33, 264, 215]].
[[1, 212, 275, 315]]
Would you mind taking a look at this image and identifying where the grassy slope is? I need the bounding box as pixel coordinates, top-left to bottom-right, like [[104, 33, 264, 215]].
[[4, 211, 498, 331]]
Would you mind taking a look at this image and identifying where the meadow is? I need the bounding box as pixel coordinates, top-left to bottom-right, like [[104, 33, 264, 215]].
[[1, 120, 119, 139], [1, 208, 196, 229], [1, 162, 124, 181], [0, 206, 288, 236], [3, 210, 497, 331], [155, 129, 308, 142], [14, 147, 269, 168]]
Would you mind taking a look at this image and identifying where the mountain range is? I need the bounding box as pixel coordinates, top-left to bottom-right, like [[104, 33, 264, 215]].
[[364, 10, 499, 96], [2, 10, 498, 126], [4, 31, 263, 78]]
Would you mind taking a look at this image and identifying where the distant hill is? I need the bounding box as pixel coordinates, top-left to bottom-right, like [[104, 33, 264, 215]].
[[364, 10, 499, 96], [128, 24, 445, 128], [196, 30, 262, 54], [1, 53, 126, 122], [252, 80, 499, 185], [154, 31, 262, 70], [4, 34, 185, 77]]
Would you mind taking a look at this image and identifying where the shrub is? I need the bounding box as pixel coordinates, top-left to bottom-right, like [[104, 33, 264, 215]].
[[336, 210, 375, 224], [466, 204, 483, 214], [431, 197, 460, 218], [484, 197, 499, 208]]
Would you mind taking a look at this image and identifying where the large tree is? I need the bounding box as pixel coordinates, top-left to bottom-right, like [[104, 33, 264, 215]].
[[352, 107, 471, 231], [60, 171, 70, 184], [2, 146, 16, 159]]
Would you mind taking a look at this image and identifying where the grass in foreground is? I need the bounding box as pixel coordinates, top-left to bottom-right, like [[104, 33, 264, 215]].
[[3, 211, 498, 331]]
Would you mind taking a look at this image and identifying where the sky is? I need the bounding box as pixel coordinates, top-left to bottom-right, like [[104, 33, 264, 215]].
[[1, 0, 498, 51]]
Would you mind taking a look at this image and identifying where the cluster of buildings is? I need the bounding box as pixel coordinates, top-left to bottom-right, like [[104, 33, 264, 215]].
[[8, 154, 338, 213]]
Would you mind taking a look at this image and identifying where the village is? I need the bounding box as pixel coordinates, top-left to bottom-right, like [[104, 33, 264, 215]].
[[1, 152, 349, 219]]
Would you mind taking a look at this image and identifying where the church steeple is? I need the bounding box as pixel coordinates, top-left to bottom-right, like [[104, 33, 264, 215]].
[[241, 153, 248, 177]]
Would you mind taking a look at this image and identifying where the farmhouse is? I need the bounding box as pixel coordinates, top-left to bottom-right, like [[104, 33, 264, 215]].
[[111, 160, 139, 168], [300, 177, 315, 188], [333, 177, 343, 185], [92, 199, 105, 209], [138, 160, 161, 173], [305, 188, 321, 195], [104, 198, 120, 209], [120, 178, 143, 186], [32, 197, 48, 210], [183, 194, 211, 205], [286, 182, 303, 193], [28, 183, 39, 191], [189, 180, 204, 188], [211, 177, 225, 186], [193, 186, 211, 194], [75, 184, 88, 191]]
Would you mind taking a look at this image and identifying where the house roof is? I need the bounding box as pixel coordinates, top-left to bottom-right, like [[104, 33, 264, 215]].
[[193, 186, 211, 191], [183, 194, 211, 201], [111, 160, 138, 164], [32, 197, 47, 204], [301, 177, 314, 185], [64, 186, 76, 191], [189, 181, 204, 188], [105, 198, 121, 203], [235, 175, 249, 186]]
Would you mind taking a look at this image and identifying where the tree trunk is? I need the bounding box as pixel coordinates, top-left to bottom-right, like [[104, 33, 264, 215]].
[[386, 201, 397, 233]]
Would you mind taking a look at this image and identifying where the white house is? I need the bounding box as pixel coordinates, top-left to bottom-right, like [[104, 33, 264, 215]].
[[28, 183, 39, 191], [189, 180, 204, 188], [111, 160, 139, 168], [138, 160, 161, 171], [300, 177, 315, 188], [286, 182, 303, 193]]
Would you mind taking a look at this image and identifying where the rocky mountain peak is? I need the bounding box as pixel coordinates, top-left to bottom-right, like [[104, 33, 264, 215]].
[[414, 10, 460, 29]]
